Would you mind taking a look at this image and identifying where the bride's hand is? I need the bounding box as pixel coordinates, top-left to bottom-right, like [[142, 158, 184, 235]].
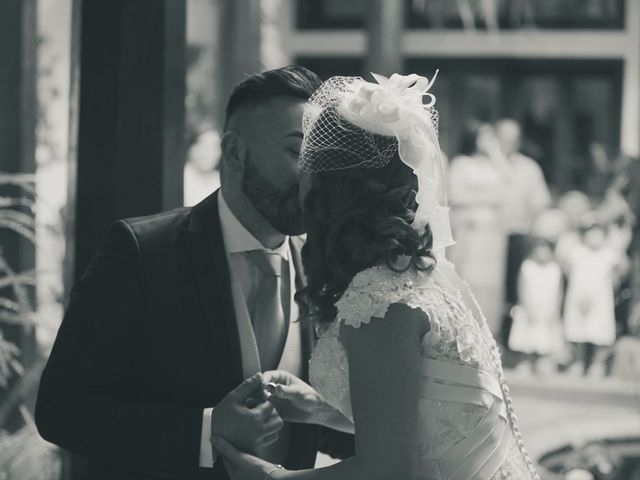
[[263, 370, 329, 424], [212, 436, 285, 480]]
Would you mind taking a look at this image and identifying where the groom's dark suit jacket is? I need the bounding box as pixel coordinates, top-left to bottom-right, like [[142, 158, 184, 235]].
[[36, 191, 352, 480]]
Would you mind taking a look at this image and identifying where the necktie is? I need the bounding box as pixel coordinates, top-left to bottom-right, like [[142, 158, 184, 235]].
[[246, 250, 289, 371]]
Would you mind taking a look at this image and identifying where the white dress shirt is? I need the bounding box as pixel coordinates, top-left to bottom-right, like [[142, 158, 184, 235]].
[[199, 191, 303, 467]]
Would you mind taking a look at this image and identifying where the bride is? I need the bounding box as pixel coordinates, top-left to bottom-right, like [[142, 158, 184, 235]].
[[212, 72, 540, 480]]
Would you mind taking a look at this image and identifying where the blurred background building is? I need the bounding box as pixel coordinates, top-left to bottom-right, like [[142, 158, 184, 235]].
[[0, 0, 639, 479]]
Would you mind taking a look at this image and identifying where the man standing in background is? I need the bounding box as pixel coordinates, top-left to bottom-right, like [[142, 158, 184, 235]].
[[496, 118, 552, 346]]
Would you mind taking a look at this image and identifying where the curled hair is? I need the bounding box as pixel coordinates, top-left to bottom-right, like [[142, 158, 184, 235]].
[[296, 144, 437, 327]]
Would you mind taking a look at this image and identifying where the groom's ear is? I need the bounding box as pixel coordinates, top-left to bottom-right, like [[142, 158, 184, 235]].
[[221, 130, 247, 173]]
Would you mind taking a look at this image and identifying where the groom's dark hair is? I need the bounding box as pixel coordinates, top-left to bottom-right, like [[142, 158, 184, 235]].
[[224, 65, 322, 130]]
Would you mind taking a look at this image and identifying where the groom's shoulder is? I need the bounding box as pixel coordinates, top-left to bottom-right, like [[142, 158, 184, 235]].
[[107, 206, 191, 257], [109, 206, 192, 263], [122, 192, 218, 239], [107, 192, 219, 256], [123, 206, 191, 237]]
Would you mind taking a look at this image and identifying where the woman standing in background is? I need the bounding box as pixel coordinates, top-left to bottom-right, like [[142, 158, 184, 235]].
[[448, 123, 508, 337]]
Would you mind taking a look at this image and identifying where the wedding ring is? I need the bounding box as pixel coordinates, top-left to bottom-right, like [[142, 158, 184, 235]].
[[264, 382, 278, 398]]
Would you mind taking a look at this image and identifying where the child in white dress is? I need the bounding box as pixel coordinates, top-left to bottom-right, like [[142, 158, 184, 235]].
[[563, 222, 624, 376], [509, 238, 564, 373]]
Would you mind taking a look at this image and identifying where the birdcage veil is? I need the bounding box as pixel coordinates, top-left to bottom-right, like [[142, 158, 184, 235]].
[[300, 77, 399, 173], [299, 71, 455, 254]]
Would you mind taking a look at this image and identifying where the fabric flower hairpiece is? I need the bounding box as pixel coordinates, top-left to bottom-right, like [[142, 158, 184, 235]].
[[337, 71, 455, 255], [340, 71, 438, 134]]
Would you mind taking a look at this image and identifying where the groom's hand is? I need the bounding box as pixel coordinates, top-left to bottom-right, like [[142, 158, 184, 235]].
[[211, 373, 284, 453]]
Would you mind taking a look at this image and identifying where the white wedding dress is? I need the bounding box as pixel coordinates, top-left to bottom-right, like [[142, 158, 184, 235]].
[[309, 259, 539, 480]]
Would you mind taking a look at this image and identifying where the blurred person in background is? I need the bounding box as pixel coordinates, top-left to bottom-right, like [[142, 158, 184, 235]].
[[618, 155, 640, 337], [184, 126, 222, 206], [531, 206, 569, 246], [448, 122, 508, 336], [585, 141, 614, 205], [496, 118, 552, 346], [508, 237, 564, 374], [556, 191, 594, 264], [563, 220, 628, 376], [597, 154, 637, 335]]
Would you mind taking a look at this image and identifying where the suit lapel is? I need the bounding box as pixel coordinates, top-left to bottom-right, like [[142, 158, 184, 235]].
[[181, 191, 243, 395]]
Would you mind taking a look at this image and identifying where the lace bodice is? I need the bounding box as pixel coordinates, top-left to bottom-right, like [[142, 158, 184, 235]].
[[309, 261, 539, 480]]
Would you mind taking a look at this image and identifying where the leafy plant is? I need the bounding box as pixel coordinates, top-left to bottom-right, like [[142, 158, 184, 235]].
[[0, 173, 36, 388], [0, 174, 60, 480]]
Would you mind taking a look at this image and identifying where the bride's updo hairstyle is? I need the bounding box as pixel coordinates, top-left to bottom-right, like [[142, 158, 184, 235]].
[[296, 106, 436, 326]]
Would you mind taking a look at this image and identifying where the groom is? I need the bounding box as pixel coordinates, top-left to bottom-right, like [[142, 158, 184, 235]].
[[36, 65, 351, 480]]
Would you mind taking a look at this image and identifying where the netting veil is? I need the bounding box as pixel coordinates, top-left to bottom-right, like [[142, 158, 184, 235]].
[[299, 72, 455, 254]]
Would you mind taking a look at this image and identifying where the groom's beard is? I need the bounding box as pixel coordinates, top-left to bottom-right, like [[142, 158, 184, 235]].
[[242, 155, 305, 236]]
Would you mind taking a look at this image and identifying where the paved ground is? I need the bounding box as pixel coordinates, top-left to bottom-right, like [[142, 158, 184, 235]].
[[508, 369, 640, 478]]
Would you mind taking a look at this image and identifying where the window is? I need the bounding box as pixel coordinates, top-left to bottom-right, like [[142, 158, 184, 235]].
[[296, 0, 625, 30]]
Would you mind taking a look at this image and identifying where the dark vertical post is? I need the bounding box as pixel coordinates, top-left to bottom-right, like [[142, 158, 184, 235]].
[[66, 2, 186, 477], [366, 0, 404, 75], [554, 76, 574, 193], [0, 0, 37, 263], [0, 0, 37, 176], [73, 0, 186, 280], [0, 0, 38, 401]]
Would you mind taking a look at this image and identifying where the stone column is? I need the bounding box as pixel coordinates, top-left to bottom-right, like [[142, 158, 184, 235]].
[[216, 0, 262, 128], [366, 0, 404, 75]]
